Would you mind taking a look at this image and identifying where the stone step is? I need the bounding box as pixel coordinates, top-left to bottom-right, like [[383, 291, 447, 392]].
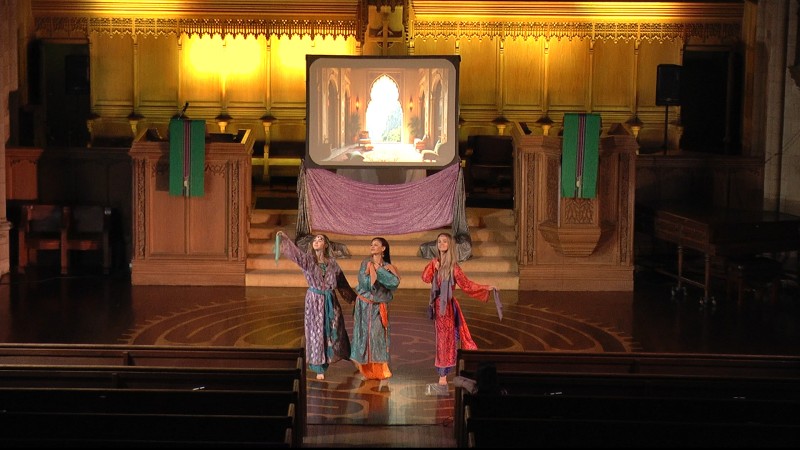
[[247, 237, 517, 258], [248, 254, 518, 272], [245, 268, 519, 290], [245, 206, 518, 289], [249, 207, 514, 228], [248, 222, 517, 242]]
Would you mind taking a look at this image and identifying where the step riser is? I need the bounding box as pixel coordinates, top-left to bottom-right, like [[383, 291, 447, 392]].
[[251, 209, 514, 228], [247, 240, 517, 258], [248, 256, 518, 272], [248, 227, 517, 242], [245, 272, 519, 290], [247, 207, 518, 289]]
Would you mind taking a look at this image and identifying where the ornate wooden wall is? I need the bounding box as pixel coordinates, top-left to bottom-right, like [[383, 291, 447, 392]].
[[21, 1, 746, 153]]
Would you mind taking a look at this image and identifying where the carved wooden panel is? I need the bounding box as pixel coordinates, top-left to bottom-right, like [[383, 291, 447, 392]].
[[5, 147, 42, 201], [459, 36, 499, 107], [93, 33, 134, 105], [548, 38, 590, 110], [138, 35, 179, 107], [129, 131, 253, 285], [504, 38, 544, 110], [592, 40, 635, 110], [513, 125, 637, 291]]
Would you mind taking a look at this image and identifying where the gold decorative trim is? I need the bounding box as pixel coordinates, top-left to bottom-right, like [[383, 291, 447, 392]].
[[34, 15, 738, 43], [35, 16, 359, 39], [412, 20, 740, 42]]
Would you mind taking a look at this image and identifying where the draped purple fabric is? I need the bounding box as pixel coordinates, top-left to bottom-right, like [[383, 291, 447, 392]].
[[305, 164, 460, 235]]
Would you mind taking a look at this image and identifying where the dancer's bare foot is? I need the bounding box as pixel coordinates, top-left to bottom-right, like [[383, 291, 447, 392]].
[[438, 375, 448, 386], [316, 373, 325, 380]]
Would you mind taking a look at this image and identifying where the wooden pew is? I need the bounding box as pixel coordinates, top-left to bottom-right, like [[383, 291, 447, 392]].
[[457, 349, 800, 378], [0, 366, 304, 447], [464, 392, 800, 425], [0, 344, 307, 447], [456, 372, 800, 447], [455, 350, 800, 447], [465, 414, 800, 448], [0, 343, 306, 370], [0, 387, 298, 416], [0, 411, 294, 448], [0, 387, 298, 447]]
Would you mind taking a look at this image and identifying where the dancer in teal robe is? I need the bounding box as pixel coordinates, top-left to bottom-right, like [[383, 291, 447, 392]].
[[350, 237, 400, 380]]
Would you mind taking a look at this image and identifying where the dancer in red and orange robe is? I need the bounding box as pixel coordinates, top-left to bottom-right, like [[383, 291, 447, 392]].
[[421, 232, 496, 387]]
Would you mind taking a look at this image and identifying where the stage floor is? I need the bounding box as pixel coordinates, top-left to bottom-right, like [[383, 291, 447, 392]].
[[1, 267, 798, 446]]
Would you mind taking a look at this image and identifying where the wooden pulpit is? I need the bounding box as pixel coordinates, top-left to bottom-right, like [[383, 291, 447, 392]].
[[129, 128, 253, 285], [512, 122, 637, 291]]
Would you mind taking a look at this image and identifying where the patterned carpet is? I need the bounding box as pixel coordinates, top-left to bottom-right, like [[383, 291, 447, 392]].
[[121, 287, 636, 426]]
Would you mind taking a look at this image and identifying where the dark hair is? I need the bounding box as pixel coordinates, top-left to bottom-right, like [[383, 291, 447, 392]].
[[373, 237, 391, 264]]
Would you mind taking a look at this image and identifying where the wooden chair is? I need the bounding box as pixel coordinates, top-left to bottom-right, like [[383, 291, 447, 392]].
[[66, 205, 111, 274], [17, 204, 111, 275], [17, 204, 67, 274]]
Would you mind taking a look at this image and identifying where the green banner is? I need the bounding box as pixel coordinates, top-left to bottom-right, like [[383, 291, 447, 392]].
[[561, 113, 600, 199], [169, 119, 206, 197]]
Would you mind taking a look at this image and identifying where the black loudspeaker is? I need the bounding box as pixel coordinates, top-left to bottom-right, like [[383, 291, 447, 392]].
[[656, 64, 682, 106]]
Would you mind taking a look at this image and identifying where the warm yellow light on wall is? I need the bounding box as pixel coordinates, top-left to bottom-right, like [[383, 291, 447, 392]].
[[574, 1, 684, 22], [186, 35, 224, 75], [276, 35, 314, 80], [274, 34, 354, 81], [185, 35, 261, 78], [226, 35, 261, 76]]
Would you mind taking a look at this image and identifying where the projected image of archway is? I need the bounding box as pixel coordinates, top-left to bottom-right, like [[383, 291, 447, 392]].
[[306, 55, 460, 169]]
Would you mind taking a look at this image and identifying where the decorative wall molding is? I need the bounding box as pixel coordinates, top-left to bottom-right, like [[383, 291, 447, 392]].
[[34, 15, 740, 44], [35, 17, 359, 39], [411, 21, 741, 43], [31, 0, 742, 43]]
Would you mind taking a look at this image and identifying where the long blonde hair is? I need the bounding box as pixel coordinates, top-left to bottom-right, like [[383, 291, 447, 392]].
[[436, 232, 455, 281]]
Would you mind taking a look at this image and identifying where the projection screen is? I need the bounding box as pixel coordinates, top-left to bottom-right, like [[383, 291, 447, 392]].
[[306, 55, 460, 169]]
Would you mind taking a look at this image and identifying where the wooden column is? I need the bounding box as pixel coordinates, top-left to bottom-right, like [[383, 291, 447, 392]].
[[513, 123, 637, 291], [129, 130, 253, 285]]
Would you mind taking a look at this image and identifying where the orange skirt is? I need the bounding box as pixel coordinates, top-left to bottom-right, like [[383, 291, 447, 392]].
[[357, 362, 392, 380]]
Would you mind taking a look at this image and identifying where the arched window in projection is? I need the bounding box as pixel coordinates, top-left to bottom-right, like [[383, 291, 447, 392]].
[[365, 75, 402, 144]]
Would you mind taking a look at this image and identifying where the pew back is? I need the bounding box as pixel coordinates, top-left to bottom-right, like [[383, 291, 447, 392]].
[[455, 350, 800, 448], [0, 344, 306, 448]]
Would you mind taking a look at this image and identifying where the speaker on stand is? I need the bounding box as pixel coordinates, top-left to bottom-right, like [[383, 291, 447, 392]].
[[656, 64, 682, 154]]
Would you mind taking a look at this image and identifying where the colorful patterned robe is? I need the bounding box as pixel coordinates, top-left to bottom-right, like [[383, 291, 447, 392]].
[[279, 237, 351, 374], [421, 259, 491, 372], [350, 258, 400, 379]]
